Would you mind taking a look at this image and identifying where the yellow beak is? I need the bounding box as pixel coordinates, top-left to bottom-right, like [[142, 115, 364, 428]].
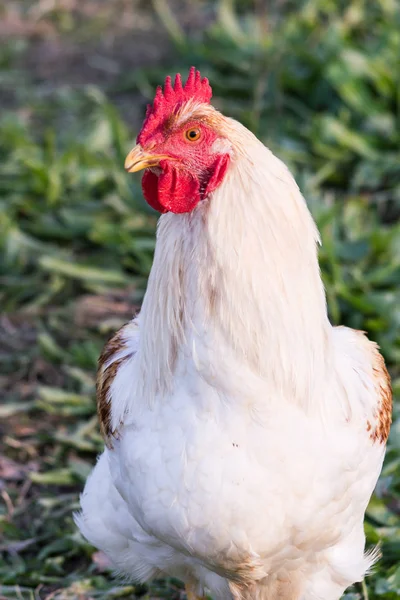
[[124, 145, 171, 173]]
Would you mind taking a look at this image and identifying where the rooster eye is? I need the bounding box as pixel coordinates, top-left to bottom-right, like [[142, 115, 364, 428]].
[[185, 128, 201, 142]]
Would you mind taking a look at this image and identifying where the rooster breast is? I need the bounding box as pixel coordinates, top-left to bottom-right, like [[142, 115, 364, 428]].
[[76, 319, 390, 600]]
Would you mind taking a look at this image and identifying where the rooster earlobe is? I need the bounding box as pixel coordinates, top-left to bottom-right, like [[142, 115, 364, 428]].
[[203, 154, 230, 198]]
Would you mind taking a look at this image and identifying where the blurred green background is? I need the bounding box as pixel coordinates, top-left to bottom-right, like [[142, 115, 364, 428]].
[[0, 0, 399, 598]]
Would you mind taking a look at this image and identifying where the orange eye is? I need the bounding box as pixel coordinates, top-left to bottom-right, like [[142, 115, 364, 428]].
[[185, 128, 201, 142]]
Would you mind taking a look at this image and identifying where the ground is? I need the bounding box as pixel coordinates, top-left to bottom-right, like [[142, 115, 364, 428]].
[[1, 1, 400, 599]]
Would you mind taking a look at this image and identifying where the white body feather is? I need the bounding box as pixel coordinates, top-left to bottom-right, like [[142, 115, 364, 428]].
[[76, 116, 389, 600]]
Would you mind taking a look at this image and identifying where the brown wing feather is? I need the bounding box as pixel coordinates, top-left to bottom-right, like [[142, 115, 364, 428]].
[[352, 330, 392, 444], [368, 343, 392, 444], [96, 321, 138, 448]]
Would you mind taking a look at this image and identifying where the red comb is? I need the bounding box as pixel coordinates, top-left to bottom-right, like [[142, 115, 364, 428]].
[[137, 67, 212, 145]]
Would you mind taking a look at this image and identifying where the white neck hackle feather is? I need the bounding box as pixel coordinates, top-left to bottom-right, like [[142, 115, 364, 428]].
[[132, 111, 332, 410]]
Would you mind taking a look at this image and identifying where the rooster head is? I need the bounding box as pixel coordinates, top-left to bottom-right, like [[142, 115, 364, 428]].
[[124, 67, 231, 214]]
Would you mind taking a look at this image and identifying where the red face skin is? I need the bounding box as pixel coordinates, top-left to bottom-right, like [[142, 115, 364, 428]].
[[140, 121, 230, 214]]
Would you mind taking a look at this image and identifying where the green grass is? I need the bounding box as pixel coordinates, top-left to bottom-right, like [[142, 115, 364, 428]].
[[1, 0, 400, 598]]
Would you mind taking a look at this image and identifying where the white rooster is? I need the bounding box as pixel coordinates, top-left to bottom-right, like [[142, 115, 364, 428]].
[[76, 67, 392, 600]]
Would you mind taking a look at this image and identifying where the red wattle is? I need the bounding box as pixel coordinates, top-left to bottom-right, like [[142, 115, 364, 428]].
[[142, 162, 200, 214], [142, 170, 167, 213]]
